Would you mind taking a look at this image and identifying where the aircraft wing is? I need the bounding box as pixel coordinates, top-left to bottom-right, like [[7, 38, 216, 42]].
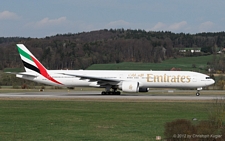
[[59, 73, 121, 85]]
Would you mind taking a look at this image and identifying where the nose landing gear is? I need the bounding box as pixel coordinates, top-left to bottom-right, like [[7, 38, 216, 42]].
[[196, 91, 200, 96], [196, 87, 202, 96]]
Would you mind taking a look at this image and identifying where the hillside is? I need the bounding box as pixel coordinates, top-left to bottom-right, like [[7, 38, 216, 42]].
[[87, 55, 213, 73], [0, 29, 225, 71]]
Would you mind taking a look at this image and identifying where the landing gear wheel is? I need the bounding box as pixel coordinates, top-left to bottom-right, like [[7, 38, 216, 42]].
[[101, 91, 121, 95], [116, 91, 121, 95], [196, 87, 202, 96], [196, 92, 200, 96]]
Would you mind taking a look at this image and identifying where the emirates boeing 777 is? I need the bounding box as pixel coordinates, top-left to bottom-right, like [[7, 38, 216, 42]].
[[9, 44, 215, 96]]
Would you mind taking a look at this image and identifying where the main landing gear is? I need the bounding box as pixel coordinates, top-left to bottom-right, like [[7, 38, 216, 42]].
[[101, 86, 121, 95], [101, 91, 121, 95], [196, 87, 202, 96]]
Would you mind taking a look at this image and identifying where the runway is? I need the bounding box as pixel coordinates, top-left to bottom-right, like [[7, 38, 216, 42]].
[[0, 91, 224, 101]]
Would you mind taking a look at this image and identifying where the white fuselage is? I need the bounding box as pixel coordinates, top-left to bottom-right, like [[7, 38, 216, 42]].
[[16, 70, 215, 89]]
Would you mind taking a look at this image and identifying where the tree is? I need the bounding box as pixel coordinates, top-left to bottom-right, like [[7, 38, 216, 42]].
[[201, 46, 212, 54], [217, 75, 225, 89], [164, 119, 196, 140]]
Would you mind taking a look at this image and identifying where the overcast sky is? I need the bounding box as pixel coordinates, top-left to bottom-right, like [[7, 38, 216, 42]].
[[1, 0, 225, 38]]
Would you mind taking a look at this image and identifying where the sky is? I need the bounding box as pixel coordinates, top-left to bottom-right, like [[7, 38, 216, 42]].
[[0, 0, 225, 38]]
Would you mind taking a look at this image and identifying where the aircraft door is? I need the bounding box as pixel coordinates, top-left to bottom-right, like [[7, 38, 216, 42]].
[[192, 75, 197, 82], [119, 74, 124, 79]]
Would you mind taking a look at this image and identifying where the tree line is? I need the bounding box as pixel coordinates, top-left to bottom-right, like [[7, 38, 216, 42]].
[[0, 29, 225, 70]]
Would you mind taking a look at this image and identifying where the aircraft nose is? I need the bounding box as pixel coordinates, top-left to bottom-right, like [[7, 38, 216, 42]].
[[211, 79, 215, 85], [207, 79, 215, 86]]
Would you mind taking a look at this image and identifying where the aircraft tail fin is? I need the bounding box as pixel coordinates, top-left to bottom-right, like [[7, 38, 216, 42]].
[[16, 44, 63, 85], [17, 44, 48, 75]]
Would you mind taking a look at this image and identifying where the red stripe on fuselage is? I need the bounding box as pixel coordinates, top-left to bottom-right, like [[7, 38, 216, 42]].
[[31, 56, 63, 85]]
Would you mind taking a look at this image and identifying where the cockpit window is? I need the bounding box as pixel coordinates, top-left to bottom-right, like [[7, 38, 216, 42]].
[[206, 77, 212, 79]]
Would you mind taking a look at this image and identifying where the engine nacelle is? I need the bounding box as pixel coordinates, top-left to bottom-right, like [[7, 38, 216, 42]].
[[121, 81, 139, 92]]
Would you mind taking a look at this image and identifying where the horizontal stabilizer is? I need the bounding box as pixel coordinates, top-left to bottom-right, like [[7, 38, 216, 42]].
[[6, 72, 37, 77]]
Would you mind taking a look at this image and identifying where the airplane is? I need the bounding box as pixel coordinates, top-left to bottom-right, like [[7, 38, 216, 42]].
[[8, 44, 215, 96]]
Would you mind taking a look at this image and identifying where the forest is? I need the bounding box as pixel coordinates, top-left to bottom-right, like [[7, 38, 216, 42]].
[[0, 29, 225, 71]]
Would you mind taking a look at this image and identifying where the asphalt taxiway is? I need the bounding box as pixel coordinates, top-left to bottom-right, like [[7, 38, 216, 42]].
[[0, 91, 224, 101]]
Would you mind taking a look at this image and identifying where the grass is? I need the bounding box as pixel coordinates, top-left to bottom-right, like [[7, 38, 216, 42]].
[[87, 55, 214, 72], [0, 100, 212, 140]]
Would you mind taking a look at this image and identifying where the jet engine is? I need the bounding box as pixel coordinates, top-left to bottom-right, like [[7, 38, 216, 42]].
[[119, 81, 149, 93], [121, 81, 139, 92]]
